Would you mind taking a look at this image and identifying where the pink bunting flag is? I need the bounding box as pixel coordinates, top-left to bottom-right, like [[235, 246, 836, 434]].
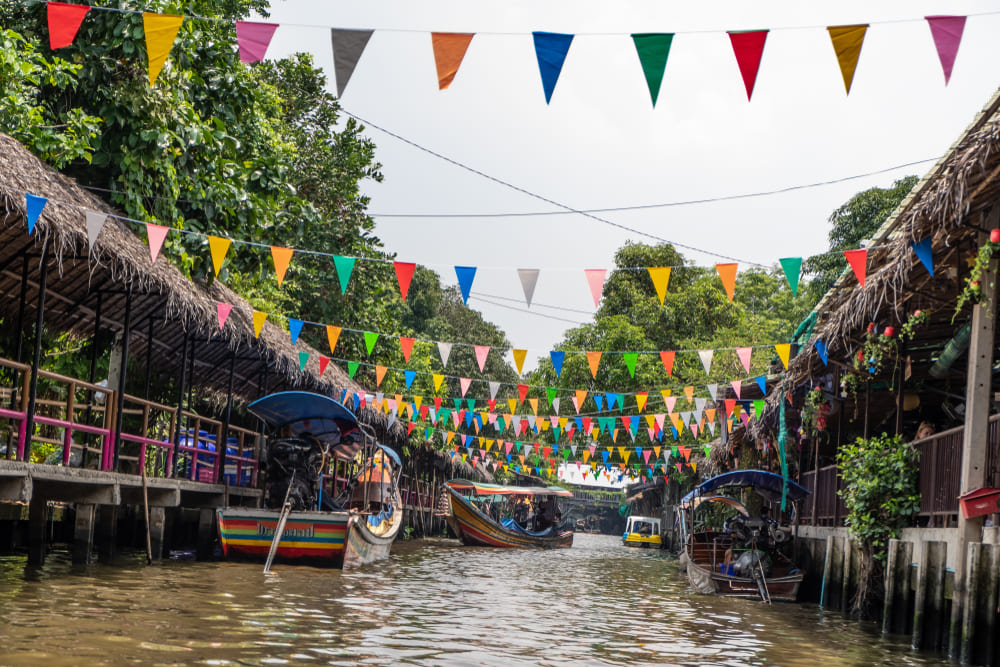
[[728, 30, 769, 101], [843, 249, 867, 287], [216, 302, 232, 330], [235, 21, 278, 64], [146, 223, 169, 264], [926, 16, 966, 85], [474, 345, 490, 372], [459, 377, 472, 397], [584, 269, 606, 308], [736, 346, 752, 373], [730, 380, 741, 399], [47, 2, 90, 49]]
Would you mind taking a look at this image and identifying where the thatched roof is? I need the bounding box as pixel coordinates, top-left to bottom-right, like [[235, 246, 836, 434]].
[[750, 87, 1000, 439], [0, 133, 403, 445]]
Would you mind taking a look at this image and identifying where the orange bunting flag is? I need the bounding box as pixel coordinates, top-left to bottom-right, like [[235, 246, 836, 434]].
[[143, 12, 185, 86], [575, 389, 588, 411], [270, 246, 294, 286], [399, 337, 415, 363], [512, 349, 527, 375], [529, 398, 539, 416], [431, 32, 474, 90], [394, 261, 416, 301], [843, 249, 867, 287], [660, 350, 675, 377], [208, 236, 231, 276], [716, 263, 738, 301], [775, 343, 791, 369], [684, 386, 694, 403], [376, 365, 388, 387], [252, 310, 267, 338], [648, 267, 671, 305], [586, 351, 602, 378], [326, 325, 342, 353], [827, 25, 868, 95]]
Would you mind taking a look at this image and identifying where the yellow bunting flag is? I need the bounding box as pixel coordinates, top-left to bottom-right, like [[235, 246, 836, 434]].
[[617, 446, 629, 463], [433, 374, 445, 392], [648, 267, 671, 305], [827, 25, 868, 95], [529, 398, 539, 415], [143, 12, 184, 86], [431, 32, 475, 90], [252, 310, 267, 338], [715, 263, 738, 301], [270, 246, 294, 286], [376, 365, 388, 387], [775, 343, 791, 369], [586, 351, 602, 378], [512, 349, 527, 375], [507, 398, 517, 414], [635, 392, 648, 412], [207, 236, 232, 276], [326, 325, 342, 353], [582, 449, 591, 463]]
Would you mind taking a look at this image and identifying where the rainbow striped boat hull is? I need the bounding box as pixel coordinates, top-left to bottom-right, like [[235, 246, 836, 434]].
[[444, 486, 573, 549], [217, 508, 349, 566]]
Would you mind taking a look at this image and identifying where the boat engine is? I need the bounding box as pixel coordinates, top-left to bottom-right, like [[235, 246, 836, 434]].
[[264, 435, 324, 510], [732, 549, 772, 578]]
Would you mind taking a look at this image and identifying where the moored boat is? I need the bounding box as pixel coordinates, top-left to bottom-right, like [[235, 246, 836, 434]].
[[622, 515, 662, 548], [216, 391, 402, 569], [442, 479, 574, 548], [679, 470, 810, 602]]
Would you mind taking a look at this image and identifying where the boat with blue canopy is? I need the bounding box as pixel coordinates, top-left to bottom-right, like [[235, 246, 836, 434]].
[[441, 479, 574, 548], [216, 391, 403, 569]]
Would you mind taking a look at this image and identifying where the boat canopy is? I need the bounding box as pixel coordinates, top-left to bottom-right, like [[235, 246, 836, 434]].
[[249, 391, 359, 442], [692, 495, 750, 517], [681, 470, 810, 504], [445, 479, 574, 498]]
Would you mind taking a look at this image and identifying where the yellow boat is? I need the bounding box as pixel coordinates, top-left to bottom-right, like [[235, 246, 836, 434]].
[[622, 515, 662, 548]]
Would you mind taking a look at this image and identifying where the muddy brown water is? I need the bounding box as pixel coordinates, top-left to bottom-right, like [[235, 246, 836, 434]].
[[0, 533, 947, 665]]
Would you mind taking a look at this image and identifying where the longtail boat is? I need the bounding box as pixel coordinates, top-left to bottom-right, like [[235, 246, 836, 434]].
[[216, 391, 402, 569], [678, 470, 810, 602], [441, 479, 574, 548], [622, 515, 663, 548]]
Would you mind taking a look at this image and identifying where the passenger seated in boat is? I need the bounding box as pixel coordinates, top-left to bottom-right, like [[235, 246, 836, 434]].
[[535, 496, 558, 530]]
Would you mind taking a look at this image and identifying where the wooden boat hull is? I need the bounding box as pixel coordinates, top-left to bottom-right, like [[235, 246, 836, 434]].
[[685, 532, 803, 602], [444, 486, 573, 548], [342, 490, 403, 569], [217, 508, 349, 565]]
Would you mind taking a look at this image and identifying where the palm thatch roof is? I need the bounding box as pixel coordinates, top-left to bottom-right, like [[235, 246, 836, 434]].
[[0, 133, 403, 445], [749, 87, 1000, 440]]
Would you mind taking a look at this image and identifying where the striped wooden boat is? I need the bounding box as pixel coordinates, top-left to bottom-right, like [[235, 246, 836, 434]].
[[217, 508, 350, 565], [443, 481, 573, 549]]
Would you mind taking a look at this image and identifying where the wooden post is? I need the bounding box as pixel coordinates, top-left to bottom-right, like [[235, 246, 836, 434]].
[[111, 283, 133, 471], [216, 349, 237, 483], [27, 495, 47, 566], [950, 220, 999, 659], [97, 505, 117, 562], [81, 291, 103, 467], [73, 504, 96, 564], [22, 240, 49, 463]]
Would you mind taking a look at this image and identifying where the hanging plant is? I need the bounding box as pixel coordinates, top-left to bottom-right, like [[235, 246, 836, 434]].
[[955, 234, 999, 317], [898, 309, 929, 343], [800, 386, 830, 438]]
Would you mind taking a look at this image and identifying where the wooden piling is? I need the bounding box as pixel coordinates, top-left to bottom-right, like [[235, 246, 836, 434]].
[[148, 507, 165, 561], [840, 535, 854, 613], [820, 534, 835, 610], [913, 540, 947, 651], [985, 544, 1000, 667], [72, 503, 96, 564], [883, 539, 913, 635], [27, 495, 46, 565], [196, 508, 215, 560], [97, 505, 117, 562]]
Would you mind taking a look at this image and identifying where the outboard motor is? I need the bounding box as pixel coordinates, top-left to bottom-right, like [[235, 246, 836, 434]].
[[265, 435, 324, 510]]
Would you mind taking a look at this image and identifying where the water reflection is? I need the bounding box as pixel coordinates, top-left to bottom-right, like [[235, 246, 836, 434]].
[[0, 535, 947, 666]]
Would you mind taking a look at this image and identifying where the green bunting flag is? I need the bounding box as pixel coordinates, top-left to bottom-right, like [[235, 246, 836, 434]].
[[333, 255, 355, 294], [364, 331, 379, 356], [547, 387, 558, 405], [623, 352, 638, 378], [779, 257, 802, 296], [298, 351, 309, 371], [347, 361, 359, 378], [631, 33, 674, 107]]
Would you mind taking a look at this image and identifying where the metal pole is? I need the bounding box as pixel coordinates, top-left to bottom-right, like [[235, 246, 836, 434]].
[[22, 240, 49, 463], [112, 284, 133, 472], [217, 348, 237, 483], [174, 332, 189, 477], [144, 315, 155, 401], [80, 291, 103, 467], [13, 254, 29, 365]]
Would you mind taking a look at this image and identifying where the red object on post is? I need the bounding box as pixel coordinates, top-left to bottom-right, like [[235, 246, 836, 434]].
[[958, 487, 1000, 519], [991, 228, 1000, 243]]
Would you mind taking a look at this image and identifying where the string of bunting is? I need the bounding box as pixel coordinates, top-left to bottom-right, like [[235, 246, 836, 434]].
[[41, 1, 974, 101]]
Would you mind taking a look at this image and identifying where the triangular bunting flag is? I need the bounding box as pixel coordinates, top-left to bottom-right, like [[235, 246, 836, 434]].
[[517, 268, 540, 307], [431, 32, 474, 89], [774, 343, 791, 370], [270, 246, 294, 287], [208, 236, 231, 276], [216, 302, 232, 330], [926, 16, 966, 85], [648, 267, 671, 305], [298, 351, 309, 371], [706, 384, 718, 401], [736, 347, 753, 374], [288, 318, 304, 345], [631, 33, 674, 107], [364, 331, 379, 356], [728, 30, 768, 100], [399, 337, 415, 363], [779, 257, 801, 296], [455, 266, 477, 304], [532, 31, 574, 104], [660, 351, 675, 377], [459, 377, 472, 397], [85, 211, 106, 251], [698, 349, 713, 375], [375, 365, 388, 387], [47, 2, 90, 49], [512, 349, 527, 375], [433, 374, 445, 392], [438, 341, 453, 367], [333, 255, 355, 294], [843, 249, 867, 287], [347, 361, 359, 378], [331, 29, 373, 97], [911, 237, 934, 277], [715, 263, 738, 301], [235, 21, 277, 64], [623, 352, 638, 378], [252, 311, 267, 338], [489, 381, 501, 400], [550, 350, 565, 377], [319, 356, 330, 375], [25, 194, 46, 235], [815, 340, 829, 366], [755, 376, 767, 395], [587, 351, 602, 378], [474, 345, 490, 372], [143, 12, 184, 86], [394, 261, 416, 301], [404, 370, 417, 389], [827, 25, 868, 95], [636, 392, 648, 412], [326, 325, 342, 353], [730, 380, 741, 400], [584, 269, 606, 308]]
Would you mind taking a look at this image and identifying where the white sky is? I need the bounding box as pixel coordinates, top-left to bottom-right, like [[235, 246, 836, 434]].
[[262, 0, 1000, 373]]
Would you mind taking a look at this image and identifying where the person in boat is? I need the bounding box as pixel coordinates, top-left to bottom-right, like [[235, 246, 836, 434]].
[[535, 495, 559, 530]]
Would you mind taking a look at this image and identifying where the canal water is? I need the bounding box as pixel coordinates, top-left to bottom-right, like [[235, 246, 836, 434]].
[[0, 533, 946, 666]]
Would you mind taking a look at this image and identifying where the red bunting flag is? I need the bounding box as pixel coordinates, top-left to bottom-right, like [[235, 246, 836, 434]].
[[728, 30, 768, 100], [843, 248, 867, 287], [318, 356, 330, 375], [47, 2, 90, 49], [394, 261, 416, 301], [518, 384, 529, 404], [659, 350, 675, 377]]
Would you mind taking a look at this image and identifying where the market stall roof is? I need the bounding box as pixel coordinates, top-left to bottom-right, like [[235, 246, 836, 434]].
[[681, 470, 810, 504], [444, 479, 574, 498]]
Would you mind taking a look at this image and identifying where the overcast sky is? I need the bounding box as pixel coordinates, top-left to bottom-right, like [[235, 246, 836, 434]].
[[262, 0, 1000, 373]]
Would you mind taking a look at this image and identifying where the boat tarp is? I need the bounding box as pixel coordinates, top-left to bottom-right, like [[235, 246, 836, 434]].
[[249, 391, 359, 438], [681, 470, 810, 504], [446, 479, 573, 498], [500, 517, 561, 537]]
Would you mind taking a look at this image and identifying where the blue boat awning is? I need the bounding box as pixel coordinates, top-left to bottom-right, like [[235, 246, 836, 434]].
[[248, 391, 359, 440], [681, 470, 810, 504]]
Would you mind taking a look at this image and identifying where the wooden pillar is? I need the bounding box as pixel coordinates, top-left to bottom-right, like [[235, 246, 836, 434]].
[[216, 348, 237, 483], [111, 284, 133, 472], [27, 495, 47, 566], [12, 253, 29, 366], [81, 291, 103, 468], [22, 240, 49, 463], [950, 221, 999, 659], [97, 505, 117, 562], [73, 503, 96, 564], [196, 508, 215, 560], [148, 506, 166, 561], [143, 315, 155, 401]]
